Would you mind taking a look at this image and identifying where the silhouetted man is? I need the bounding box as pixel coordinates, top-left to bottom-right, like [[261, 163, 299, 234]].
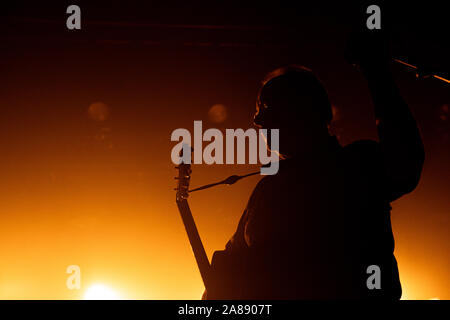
[[205, 39, 424, 299]]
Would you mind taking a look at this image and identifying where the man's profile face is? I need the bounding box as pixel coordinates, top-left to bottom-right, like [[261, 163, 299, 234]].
[[253, 102, 271, 129], [254, 98, 321, 131], [253, 95, 331, 158]]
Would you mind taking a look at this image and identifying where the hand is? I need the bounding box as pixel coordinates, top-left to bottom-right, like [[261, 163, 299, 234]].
[[345, 30, 391, 73]]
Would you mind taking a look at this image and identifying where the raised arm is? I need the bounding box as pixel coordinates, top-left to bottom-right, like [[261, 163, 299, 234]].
[[359, 42, 425, 200]]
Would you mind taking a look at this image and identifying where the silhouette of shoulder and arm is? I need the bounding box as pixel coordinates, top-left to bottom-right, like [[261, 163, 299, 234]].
[[361, 61, 424, 201], [205, 48, 424, 299]]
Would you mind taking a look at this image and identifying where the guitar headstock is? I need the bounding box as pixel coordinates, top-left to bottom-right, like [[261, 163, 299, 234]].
[[175, 160, 192, 203]]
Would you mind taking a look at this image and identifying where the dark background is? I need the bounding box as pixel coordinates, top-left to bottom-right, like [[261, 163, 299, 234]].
[[0, 1, 448, 299]]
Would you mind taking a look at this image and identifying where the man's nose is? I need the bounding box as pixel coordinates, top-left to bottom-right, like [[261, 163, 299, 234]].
[[253, 107, 270, 127], [253, 111, 263, 127]]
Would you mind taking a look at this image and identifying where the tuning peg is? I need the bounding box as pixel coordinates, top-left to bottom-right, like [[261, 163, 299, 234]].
[[174, 177, 180, 180]]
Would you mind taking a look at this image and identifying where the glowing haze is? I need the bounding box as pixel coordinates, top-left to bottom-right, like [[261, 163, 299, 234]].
[[1, 3, 448, 300]]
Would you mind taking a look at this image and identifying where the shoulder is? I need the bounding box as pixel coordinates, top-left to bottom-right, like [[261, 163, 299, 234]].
[[245, 174, 279, 209], [343, 139, 382, 166], [343, 139, 381, 157], [342, 139, 386, 182], [249, 175, 272, 198]]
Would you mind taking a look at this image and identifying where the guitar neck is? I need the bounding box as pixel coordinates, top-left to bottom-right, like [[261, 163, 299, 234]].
[[176, 199, 211, 291]]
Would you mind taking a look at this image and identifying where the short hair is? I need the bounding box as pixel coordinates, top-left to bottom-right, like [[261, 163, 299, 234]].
[[257, 65, 332, 124]]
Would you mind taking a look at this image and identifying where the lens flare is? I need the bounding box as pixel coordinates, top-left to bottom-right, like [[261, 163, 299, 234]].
[[83, 284, 121, 300]]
